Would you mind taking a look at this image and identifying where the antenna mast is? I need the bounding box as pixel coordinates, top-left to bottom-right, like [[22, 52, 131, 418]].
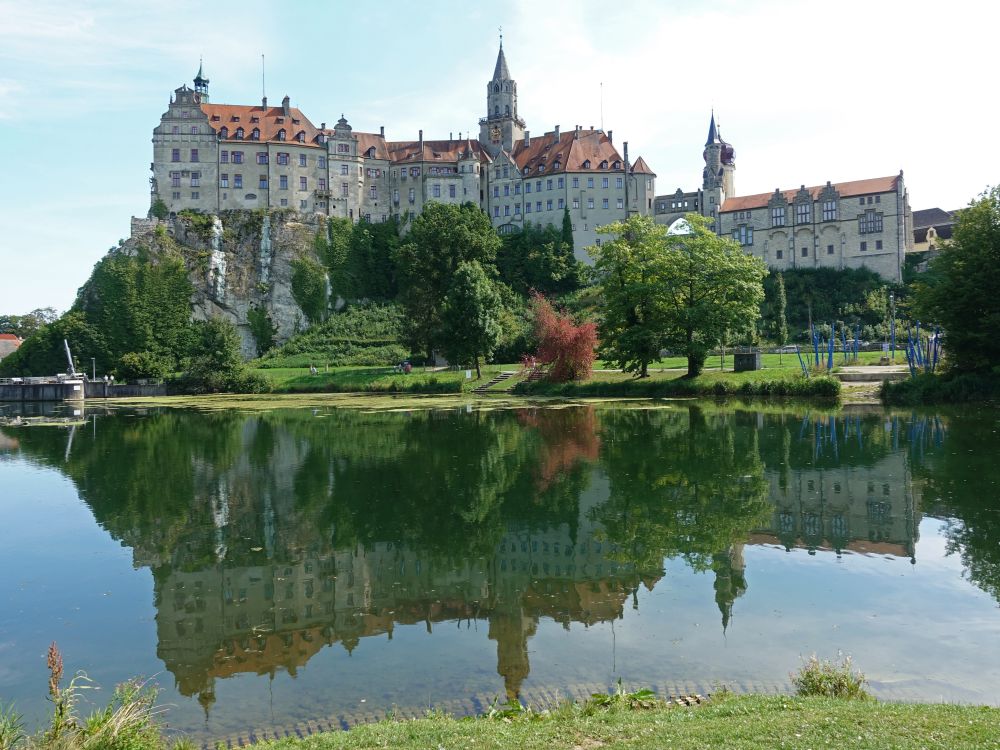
[[261, 54, 266, 100], [600, 82, 604, 132]]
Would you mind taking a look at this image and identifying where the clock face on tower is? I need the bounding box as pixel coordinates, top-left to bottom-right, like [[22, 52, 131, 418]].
[[490, 126, 501, 143]]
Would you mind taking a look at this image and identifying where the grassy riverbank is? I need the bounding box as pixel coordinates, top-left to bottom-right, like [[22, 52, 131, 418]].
[[248, 694, 999, 750], [255, 354, 854, 398], [881, 371, 1000, 405], [515, 368, 841, 399]]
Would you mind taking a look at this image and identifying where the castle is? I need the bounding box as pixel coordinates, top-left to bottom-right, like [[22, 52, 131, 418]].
[[151, 44, 910, 280]]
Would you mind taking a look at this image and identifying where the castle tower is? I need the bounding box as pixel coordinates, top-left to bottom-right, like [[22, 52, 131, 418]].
[[480, 38, 525, 156], [193, 60, 209, 103], [701, 112, 735, 216]]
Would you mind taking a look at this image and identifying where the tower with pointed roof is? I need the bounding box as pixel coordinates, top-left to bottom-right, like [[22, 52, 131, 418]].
[[701, 112, 735, 217], [193, 60, 209, 103], [479, 38, 525, 156]]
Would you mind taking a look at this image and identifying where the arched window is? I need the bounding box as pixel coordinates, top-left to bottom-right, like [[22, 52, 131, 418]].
[[277, 129, 286, 141], [251, 127, 260, 140], [367, 146, 376, 157], [494, 84, 500, 93], [505, 105, 510, 115], [235, 127, 244, 139]]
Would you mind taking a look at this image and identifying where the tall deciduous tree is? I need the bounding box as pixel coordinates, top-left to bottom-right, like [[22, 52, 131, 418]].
[[658, 214, 767, 376], [592, 214, 767, 378], [394, 202, 500, 359], [439, 261, 503, 379], [590, 215, 671, 378], [913, 186, 1000, 374]]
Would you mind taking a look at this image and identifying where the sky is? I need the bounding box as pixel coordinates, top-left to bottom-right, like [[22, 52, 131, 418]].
[[0, 0, 996, 315]]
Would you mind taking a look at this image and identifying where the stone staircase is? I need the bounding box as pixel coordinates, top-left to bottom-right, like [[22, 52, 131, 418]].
[[471, 370, 517, 394], [835, 365, 909, 383], [523, 366, 548, 383]]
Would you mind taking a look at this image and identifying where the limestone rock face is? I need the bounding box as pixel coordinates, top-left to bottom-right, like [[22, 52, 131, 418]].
[[128, 211, 322, 359]]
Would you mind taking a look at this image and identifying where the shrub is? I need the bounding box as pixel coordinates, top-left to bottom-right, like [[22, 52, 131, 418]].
[[880, 371, 1000, 405], [117, 351, 170, 380], [792, 654, 870, 700], [531, 292, 597, 382]]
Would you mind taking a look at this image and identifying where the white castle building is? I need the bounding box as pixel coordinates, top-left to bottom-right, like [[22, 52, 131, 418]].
[[151, 48, 909, 280], [150, 47, 656, 261]]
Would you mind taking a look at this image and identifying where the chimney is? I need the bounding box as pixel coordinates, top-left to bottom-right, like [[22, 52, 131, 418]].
[[450, 132, 453, 140], [261, 96, 267, 108], [380, 125, 385, 138], [554, 125, 560, 141], [282, 95, 290, 117], [575, 125, 580, 140], [320, 122, 325, 130], [608, 130, 613, 143], [524, 130, 530, 147], [419, 129, 423, 152]]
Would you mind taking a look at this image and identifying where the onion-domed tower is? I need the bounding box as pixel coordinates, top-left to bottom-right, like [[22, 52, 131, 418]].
[[701, 112, 735, 218]]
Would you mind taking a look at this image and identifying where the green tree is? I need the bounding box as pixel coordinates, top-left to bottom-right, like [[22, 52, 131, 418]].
[[593, 214, 767, 378], [247, 305, 277, 357], [178, 318, 267, 393], [0, 307, 59, 339], [591, 215, 671, 377], [290, 256, 328, 325], [660, 214, 766, 376], [774, 271, 788, 363], [561, 207, 574, 253], [913, 187, 1000, 374], [394, 202, 501, 359], [439, 261, 503, 378]]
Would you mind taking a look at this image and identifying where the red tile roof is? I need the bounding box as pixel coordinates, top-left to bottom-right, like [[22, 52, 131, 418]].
[[355, 132, 392, 161], [0, 334, 21, 341], [511, 129, 624, 175], [721, 175, 901, 212], [386, 138, 490, 164], [630, 156, 655, 175], [199, 102, 324, 147]]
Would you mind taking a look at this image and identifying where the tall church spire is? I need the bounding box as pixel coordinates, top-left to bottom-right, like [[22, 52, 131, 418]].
[[493, 38, 510, 80], [480, 34, 524, 156], [193, 58, 209, 101], [706, 110, 718, 146]]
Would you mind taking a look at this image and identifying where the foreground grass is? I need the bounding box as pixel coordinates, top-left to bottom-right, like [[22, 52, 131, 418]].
[[258, 694, 998, 750]]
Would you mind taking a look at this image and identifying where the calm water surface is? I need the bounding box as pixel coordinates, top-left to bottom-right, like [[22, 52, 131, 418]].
[[1, 401, 999, 741]]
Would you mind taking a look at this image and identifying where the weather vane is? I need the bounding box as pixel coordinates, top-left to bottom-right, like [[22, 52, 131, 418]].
[[499, 26, 503, 46]]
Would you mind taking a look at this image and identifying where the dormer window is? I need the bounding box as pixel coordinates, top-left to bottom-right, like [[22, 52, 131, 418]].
[[276, 117, 284, 124], [553, 160, 561, 170], [277, 129, 286, 141], [250, 116, 260, 123], [612, 160, 621, 169], [367, 146, 376, 158], [292, 118, 301, 125], [582, 159, 591, 169], [251, 128, 260, 140], [600, 160, 608, 169], [296, 131, 305, 142], [537, 164, 544, 173], [235, 127, 244, 139], [211, 115, 221, 122], [523, 167, 530, 175], [231, 115, 240, 122], [219, 126, 229, 138]]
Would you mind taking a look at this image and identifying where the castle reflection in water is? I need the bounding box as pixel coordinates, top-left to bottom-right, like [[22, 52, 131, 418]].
[[123, 408, 931, 713]]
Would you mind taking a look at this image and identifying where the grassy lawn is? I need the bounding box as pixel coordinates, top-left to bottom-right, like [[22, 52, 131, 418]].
[[257, 364, 518, 394], [258, 694, 999, 750]]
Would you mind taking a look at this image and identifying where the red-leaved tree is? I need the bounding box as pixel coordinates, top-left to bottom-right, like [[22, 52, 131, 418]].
[[530, 292, 597, 382]]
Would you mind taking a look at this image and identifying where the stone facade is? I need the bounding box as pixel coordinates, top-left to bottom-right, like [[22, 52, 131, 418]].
[[150, 46, 656, 258], [654, 113, 912, 282]]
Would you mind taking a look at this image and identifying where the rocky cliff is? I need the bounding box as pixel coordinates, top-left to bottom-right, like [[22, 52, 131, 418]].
[[128, 210, 323, 358]]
